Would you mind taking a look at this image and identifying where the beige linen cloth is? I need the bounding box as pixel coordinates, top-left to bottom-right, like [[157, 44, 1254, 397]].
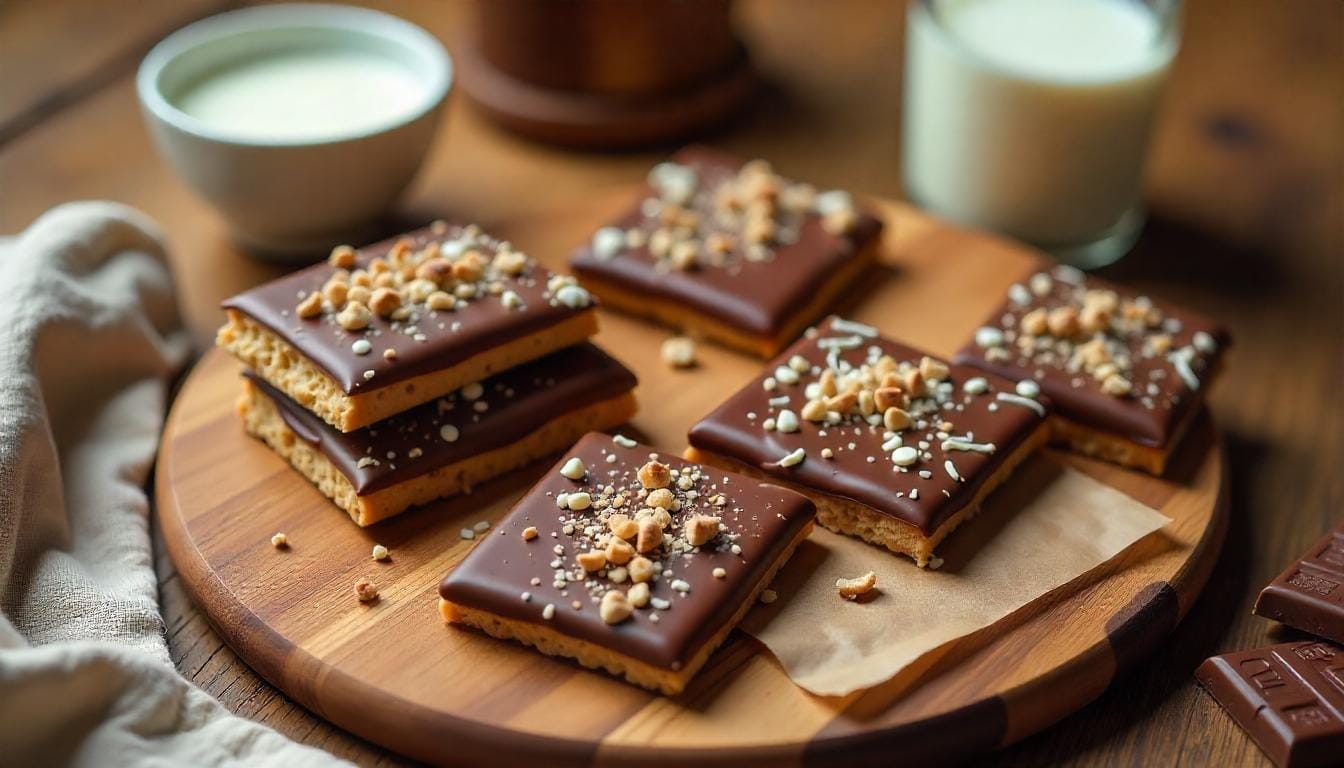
[[0, 203, 345, 767]]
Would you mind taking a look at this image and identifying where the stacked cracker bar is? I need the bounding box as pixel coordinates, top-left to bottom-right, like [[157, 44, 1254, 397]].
[[217, 221, 638, 525]]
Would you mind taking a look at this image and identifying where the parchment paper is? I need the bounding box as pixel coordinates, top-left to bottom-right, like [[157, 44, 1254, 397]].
[[741, 457, 1171, 696]]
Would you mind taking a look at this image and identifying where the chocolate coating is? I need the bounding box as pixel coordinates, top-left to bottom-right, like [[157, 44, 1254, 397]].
[[687, 317, 1048, 536], [439, 432, 815, 671], [1196, 640, 1344, 768], [953, 266, 1230, 448], [224, 223, 594, 395], [247, 344, 636, 495], [569, 146, 882, 338], [1255, 522, 1344, 644]]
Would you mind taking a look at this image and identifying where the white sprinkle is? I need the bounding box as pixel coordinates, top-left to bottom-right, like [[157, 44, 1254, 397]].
[[821, 447, 834, 459], [613, 434, 637, 448], [919, 470, 932, 479], [829, 318, 878, 337], [566, 492, 592, 511], [651, 597, 672, 610], [1169, 348, 1201, 390], [778, 447, 806, 467], [521, 591, 532, 602], [555, 284, 592, 308], [763, 377, 778, 391], [501, 290, 523, 309], [995, 392, 1046, 416], [362, 369, 375, 380], [941, 438, 997, 454], [671, 579, 691, 593], [944, 460, 963, 482], [356, 456, 378, 469], [460, 528, 475, 540], [788, 354, 811, 372], [440, 424, 460, 442], [372, 544, 389, 561], [768, 395, 791, 407], [1015, 379, 1041, 399], [1030, 272, 1054, 295], [560, 457, 586, 480], [815, 189, 853, 216], [975, 327, 1005, 348], [712, 567, 727, 579], [774, 366, 800, 385], [910, 488, 920, 500], [776, 409, 800, 433], [351, 339, 372, 355], [1008, 283, 1031, 306], [881, 434, 903, 452], [591, 227, 626, 260], [474, 520, 491, 533], [763, 418, 777, 431], [963, 377, 989, 395], [892, 446, 919, 466], [1192, 331, 1217, 354], [817, 335, 863, 351], [460, 382, 484, 400], [1054, 264, 1085, 285], [542, 603, 556, 620]]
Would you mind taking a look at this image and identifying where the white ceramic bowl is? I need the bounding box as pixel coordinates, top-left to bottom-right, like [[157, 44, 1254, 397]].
[[137, 4, 451, 259]]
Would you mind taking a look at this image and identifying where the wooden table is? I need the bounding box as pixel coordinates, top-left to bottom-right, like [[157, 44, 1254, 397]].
[[2, 0, 1339, 764]]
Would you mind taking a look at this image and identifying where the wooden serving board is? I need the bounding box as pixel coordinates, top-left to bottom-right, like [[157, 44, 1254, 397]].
[[156, 196, 1227, 767]]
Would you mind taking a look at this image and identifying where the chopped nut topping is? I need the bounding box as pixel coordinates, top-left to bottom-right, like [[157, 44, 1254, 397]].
[[836, 571, 877, 599], [627, 582, 651, 608], [296, 292, 323, 318], [576, 549, 607, 572], [605, 537, 635, 565], [270, 532, 288, 548], [600, 589, 633, 624], [759, 589, 778, 604], [635, 518, 663, 553], [521, 526, 538, 541], [684, 515, 721, 547], [354, 578, 379, 603], [637, 460, 672, 489], [336, 301, 372, 331], [628, 556, 655, 583]]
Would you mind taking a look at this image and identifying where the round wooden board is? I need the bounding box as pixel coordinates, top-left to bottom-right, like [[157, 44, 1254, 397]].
[[156, 196, 1227, 767]]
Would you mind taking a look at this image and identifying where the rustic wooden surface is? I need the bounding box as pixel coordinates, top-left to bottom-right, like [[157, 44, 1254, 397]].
[[155, 195, 1227, 766], [1, 0, 1340, 765]]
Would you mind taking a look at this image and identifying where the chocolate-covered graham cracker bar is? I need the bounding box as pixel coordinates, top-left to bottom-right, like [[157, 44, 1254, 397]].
[[954, 265, 1229, 474], [219, 222, 600, 432], [686, 316, 1050, 567], [570, 146, 883, 357], [439, 432, 815, 694], [1196, 640, 1344, 768], [1254, 521, 1344, 644], [239, 344, 637, 526]]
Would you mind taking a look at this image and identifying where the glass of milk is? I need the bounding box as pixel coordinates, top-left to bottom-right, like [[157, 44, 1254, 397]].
[[901, 0, 1179, 268]]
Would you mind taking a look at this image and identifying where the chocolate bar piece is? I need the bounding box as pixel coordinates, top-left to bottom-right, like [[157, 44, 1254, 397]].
[[570, 146, 883, 357], [1196, 640, 1344, 768], [953, 264, 1230, 474], [220, 222, 599, 431], [439, 432, 815, 694], [1255, 522, 1344, 643], [686, 316, 1050, 566], [239, 343, 637, 526]]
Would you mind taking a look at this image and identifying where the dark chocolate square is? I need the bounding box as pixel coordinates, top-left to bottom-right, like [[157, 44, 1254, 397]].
[[687, 316, 1049, 536], [439, 432, 815, 671], [1255, 522, 1344, 644], [569, 146, 883, 340], [1197, 641, 1344, 768]]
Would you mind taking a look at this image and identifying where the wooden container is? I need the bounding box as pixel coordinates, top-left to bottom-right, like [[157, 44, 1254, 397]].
[[457, 0, 755, 147]]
